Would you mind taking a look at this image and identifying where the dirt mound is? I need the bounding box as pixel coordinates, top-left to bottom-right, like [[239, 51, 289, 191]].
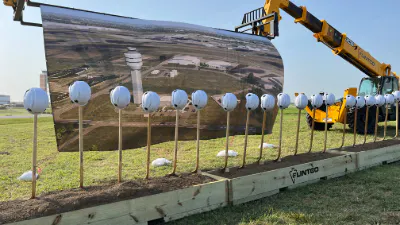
[[209, 139, 400, 179], [0, 173, 214, 224], [209, 152, 338, 179], [343, 139, 400, 152]]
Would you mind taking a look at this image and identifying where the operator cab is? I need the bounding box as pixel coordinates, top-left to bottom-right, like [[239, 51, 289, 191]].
[[358, 76, 399, 121], [358, 76, 399, 96]]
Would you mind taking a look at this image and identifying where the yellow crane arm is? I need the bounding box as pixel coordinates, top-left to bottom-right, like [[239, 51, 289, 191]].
[[259, 0, 397, 79], [3, 0, 16, 7], [3, 0, 42, 26]]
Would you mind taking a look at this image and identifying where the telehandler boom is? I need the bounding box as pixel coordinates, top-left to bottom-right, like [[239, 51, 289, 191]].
[[236, 0, 399, 134]]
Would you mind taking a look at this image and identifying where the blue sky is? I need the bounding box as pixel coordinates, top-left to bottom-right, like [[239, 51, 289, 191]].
[[0, 0, 399, 101]]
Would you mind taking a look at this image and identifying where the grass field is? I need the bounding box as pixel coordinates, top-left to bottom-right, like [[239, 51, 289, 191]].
[[0, 107, 52, 117], [172, 163, 400, 225], [0, 106, 398, 224], [0, 108, 30, 117]]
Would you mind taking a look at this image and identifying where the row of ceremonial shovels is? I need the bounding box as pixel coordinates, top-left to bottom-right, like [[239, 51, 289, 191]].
[[22, 81, 400, 198]]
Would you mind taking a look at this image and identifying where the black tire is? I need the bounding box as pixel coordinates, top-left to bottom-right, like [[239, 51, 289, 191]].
[[347, 106, 376, 134], [306, 112, 333, 130]]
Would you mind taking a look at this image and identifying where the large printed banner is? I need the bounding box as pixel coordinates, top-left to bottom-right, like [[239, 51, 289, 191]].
[[41, 6, 284, 152]]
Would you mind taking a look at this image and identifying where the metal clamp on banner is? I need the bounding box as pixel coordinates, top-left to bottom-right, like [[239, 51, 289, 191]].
[[4, 0, 42, 27], [234, 8, 279, 39], [5, 0, 142, 27]]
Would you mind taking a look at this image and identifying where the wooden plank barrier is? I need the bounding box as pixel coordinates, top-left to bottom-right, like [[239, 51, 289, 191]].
[[7, 180, 228, 225], [8, 144, 400, 224], [228, 153, 356, 205]]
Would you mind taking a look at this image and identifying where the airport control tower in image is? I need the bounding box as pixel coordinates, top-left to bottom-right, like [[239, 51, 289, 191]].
[[124, 47, 143, 104]]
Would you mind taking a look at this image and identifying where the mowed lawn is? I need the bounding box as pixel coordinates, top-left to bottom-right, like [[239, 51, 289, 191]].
[[0, 108, 30, 117], [0, 107, 52, 117], [0, 106, 399, 224], [172, 163, 400, 225]]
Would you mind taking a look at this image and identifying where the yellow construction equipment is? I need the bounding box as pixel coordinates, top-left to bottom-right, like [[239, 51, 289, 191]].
[[3, 0, 16, 7], [3, 0, 42, 26], [3, 0, 398, 134], [236, 0, 398, 134]]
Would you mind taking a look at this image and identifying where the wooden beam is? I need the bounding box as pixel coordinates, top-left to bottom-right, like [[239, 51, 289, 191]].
[[229, 153, 357, 205], [8, 180, 227, 225], [9, 145, 400, 225], [13, 0, 24, 21], [351, 144, 400, 170]]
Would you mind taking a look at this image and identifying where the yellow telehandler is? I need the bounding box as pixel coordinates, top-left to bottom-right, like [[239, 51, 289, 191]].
[[235, 0, 398, 134]]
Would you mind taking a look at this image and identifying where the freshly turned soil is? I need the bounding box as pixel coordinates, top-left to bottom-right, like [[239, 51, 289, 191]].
[[208, 152, 339, 179], [0, 174, 214, 224], [209, 140, 400, 179], [342, 139, 400, 152]]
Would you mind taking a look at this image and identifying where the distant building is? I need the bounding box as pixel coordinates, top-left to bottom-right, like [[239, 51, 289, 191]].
[[76, 68, 88, 76], [125, 47, 143, 104], [151, 70, 160, 75], [168, 55, 200, 67], [206, 60, 232, 71], [13, 102, 24, 107], [169, 70, 178, 78], [0, 95, 11, 105], [40, 71, 48, 92], [160, 96, 172, 102]]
